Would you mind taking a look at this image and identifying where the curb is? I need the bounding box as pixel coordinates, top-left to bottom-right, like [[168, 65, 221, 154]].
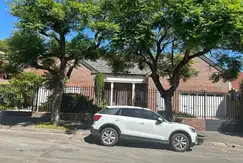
[[0, 125, 90, 136]]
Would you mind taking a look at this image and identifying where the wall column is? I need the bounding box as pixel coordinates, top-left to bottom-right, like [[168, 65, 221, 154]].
[[132, 83, 135, 106], [110, 82, 114, 106]]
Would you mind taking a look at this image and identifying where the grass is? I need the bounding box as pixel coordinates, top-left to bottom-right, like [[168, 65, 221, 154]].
[[35, 122, 69, 130]]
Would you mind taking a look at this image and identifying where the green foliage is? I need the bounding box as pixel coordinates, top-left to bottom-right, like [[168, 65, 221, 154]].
[[0, 85, 23, 110], [210, 54, 242, 83], [219, 119, 243, 133], [7, 31, 46, 70], [0, 40, 9, 55], [10, 72, 43, 87], [60, 93, 103, 114], [157, 110, 196, 119], [94, 72, 105, 104], [7, 0, 117, 122], [35, 122, 67, 130], [0, 39, 20, 74], [0, 72, 43, 110], [157, 54, 199, 84], [104, 0, 243, 87], [103, 0, 243, 121], [39, 93, 104, 114]]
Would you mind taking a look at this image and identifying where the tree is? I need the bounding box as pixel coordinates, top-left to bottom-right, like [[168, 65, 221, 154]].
[[104, 0, 243, 121], [94, 72, 105, 106], [8, 0, 116, 124], [0, 39, 20, 75], [0, 40, 9, 54]]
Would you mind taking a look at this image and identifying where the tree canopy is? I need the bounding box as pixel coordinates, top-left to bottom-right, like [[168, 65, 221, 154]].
[[7, 0, 117, 123], [103, 0, 243, 120], [5, 0, 243, 121]]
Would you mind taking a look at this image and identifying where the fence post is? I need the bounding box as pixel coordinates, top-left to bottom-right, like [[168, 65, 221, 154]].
[[193, 91, 195, 116], [204, 90, 206, 119], [35, 87, 39, 112]]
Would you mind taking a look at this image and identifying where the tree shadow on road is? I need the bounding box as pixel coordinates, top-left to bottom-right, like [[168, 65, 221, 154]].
[[0, 111, 92, 131], [84, 134, 193, 152]]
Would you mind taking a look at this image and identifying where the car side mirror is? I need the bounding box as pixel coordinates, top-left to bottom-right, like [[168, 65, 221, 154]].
[[157, 117, 163, 123]]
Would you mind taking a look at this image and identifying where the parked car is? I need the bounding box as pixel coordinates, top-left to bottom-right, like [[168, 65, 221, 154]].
[[90, 106, 198, 152]]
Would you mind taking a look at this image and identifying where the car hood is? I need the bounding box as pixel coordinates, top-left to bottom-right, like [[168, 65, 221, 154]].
[[167, 121, 194, 129]]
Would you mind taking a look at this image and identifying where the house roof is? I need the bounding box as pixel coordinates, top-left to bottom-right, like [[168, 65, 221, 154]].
[[81, 55, 222, 76], [81, 59, 148, 76], [199, 55, 222, 72], [232, 72, 243, 90]]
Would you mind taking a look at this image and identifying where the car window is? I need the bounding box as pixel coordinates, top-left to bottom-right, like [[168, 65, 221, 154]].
[[138, 109, 159, 120], [99, 108, 121, 115], [120, 108, 137, 117]]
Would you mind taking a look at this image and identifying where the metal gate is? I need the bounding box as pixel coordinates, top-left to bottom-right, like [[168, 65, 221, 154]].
[[179, 93, 227, 118]]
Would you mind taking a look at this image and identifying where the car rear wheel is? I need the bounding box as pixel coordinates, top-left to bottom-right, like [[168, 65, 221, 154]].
[[170, 133, 190, 152], [100, 127, 119, 146]]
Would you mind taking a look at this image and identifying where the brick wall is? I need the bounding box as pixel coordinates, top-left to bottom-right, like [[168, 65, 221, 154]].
[[147, 57, 229, 111], [183, 118, 205, 131], [179, 57, 229, 93], [68, 66, 95, 87], [148, 57, 229, 93], [24, 65, 95, 87]]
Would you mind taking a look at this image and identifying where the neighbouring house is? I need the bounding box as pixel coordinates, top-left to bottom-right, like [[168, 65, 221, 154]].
[[0, 55, 232, 118]]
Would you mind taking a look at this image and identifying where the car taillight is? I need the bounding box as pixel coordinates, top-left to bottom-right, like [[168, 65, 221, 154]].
[[94, 115, 102, 121]]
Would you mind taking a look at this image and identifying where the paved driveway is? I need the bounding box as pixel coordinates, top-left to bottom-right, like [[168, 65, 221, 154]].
[[0, 129, 242, 163]]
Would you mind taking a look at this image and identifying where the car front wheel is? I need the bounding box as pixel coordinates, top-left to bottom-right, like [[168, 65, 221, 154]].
[[100, 127, 119, 146], [171, 133, 190, 152]]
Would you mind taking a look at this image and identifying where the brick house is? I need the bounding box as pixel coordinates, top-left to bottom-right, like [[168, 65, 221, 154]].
[[0, 55, 231, 118], [66, 55, 230, 118]]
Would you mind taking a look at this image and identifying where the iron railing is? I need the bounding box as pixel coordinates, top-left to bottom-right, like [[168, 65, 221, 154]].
[[0, 85, 242, 119]]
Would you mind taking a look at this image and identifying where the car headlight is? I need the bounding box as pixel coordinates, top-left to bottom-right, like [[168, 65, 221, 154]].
[[189, 127, 196, 133]]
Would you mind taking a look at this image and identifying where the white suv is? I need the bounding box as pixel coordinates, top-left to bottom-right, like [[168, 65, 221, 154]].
[[91, 106, 198, 152]]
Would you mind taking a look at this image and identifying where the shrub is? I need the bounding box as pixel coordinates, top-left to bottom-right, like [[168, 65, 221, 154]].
[[61, 93, 104, 114], [219, 119, 243, 133], [157, 110, 196, 119], [39, 93, 104, 114], [0, 72, 43, 110], [94, 72, 105, 105]]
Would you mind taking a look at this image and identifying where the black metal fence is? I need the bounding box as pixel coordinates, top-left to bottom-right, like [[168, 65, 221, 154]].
[[0, 84, 242, 119], [148, 89, 242, 119]]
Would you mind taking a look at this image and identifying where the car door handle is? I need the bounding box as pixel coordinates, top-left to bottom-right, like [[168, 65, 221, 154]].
[[140, 121, 144, 125]]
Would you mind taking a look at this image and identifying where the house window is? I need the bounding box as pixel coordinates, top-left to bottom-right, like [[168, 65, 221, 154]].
[[135, 91, 145, 102]]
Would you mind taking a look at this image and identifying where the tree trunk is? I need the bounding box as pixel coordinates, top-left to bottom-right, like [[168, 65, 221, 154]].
[[50, 32, 67, 125], [50, 81, 64, 125], [164, 94, 173, 122]]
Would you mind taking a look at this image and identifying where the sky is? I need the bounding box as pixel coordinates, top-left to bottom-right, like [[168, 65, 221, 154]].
[[0, 0, 17, 40], [0, 0, 93, 41]]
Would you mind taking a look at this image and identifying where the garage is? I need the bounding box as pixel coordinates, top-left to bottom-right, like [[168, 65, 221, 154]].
[[156, 91, 227, 118], [179, 93, 227, 118]]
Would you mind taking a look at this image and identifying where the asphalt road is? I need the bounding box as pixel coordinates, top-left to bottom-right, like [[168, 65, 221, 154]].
[[0, 129, 242, 163]]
